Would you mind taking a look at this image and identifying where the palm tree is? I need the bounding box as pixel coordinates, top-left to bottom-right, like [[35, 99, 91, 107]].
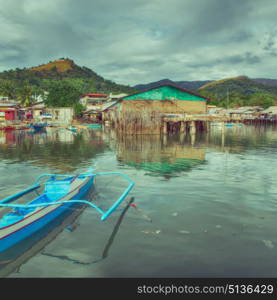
[[0, 79, 16, 99], [16, 85, 35, 107]]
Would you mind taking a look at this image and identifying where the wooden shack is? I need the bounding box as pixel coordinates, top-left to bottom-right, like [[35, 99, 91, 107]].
[[0, 103, 19, 122], [104, 83, 208, 134]]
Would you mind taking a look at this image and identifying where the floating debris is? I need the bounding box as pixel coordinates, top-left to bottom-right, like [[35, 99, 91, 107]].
[[262, 240, 274, 249], [179, 230, 190, 234], [172, 212, 178, 217], [127, 201, 152, 222], [141, 230, 162, 235], [215, 225, 222, 229]]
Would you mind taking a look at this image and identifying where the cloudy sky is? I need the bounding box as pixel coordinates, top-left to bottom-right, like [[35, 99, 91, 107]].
[[0, 0, 276, 85]]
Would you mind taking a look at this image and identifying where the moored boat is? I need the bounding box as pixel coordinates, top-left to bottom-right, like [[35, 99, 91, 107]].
[[67, 125, 78, 133], [30, 122, 47, 131], [3, 126, 15, 131], [84, 123, 102, 129], [0, 170, 134, 252]]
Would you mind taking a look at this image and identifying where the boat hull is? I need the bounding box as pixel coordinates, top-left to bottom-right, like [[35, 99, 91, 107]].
[[0, 176, 94, 252]]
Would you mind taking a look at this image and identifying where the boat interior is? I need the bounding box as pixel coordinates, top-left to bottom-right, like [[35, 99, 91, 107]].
[[0, 177, 80, 228]]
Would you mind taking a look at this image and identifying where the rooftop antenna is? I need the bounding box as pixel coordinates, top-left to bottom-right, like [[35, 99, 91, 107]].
[[227, 88, 229, 109]]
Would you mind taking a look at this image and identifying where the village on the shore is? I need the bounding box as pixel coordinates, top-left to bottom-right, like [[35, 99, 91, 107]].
[[1, 82, 277, 135]]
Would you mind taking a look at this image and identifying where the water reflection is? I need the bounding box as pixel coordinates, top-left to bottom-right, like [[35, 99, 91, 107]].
[[1, 125, 276, 176], [0, 195, 134, 277], [102, 125, 277, 180], [1, 124, 277, 277], [106, 131, 206, 178], [40, 197, 135, 266], [0, 128, 108, 172], [1, 125, 276, 177]]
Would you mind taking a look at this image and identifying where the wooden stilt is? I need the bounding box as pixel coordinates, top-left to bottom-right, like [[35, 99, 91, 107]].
[[163, 121, 167, 135]]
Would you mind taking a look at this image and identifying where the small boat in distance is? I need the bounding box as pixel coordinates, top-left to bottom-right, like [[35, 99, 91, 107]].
[[225, 123, 244, 127], [84, 123, 102, 129], [2, 126, 15, 131], [67, 125, 78, 133], [29, 122, 47, 132], [0, 170, 135, 252]]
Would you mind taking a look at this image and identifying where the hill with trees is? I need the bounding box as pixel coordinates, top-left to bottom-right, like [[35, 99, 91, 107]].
[[1, 58, 277, 110], [198, 76, 277, 108], [0, 58, 134, 111]]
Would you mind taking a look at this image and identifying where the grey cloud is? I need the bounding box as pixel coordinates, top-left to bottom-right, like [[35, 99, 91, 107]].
[[190, 0, 254, 34], [263, 30, 277, 51], [225, 52, 261, 65], [0, 0, 276, 85], [230, 31, 254, 42], [185, 52, 261, 70], [0, 41, 29, 67]]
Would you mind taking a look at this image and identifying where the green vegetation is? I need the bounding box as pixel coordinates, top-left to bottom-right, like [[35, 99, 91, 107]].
[[44, 80, 86, 115], [0, 58, 134, 109], [0, 131, 108, 172], [1, 59, 277, 110], [199, 76, 277, 108], [0, 79, 38, 106]]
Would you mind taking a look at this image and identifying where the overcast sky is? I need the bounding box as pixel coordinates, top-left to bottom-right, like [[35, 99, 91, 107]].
[[0, 0, 276, 85]]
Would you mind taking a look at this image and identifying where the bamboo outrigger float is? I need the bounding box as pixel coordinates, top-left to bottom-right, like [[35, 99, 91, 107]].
[[0, 170, 135, 252]]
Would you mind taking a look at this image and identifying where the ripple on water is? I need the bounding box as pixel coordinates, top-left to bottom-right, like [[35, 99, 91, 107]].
[[1, 126, 277, 277]]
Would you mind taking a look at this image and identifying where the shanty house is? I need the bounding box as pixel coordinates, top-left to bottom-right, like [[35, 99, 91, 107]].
[[80, 93, 109, 111], [226, 106, 262, 119], [105, 83, 208, 134], [122, 84, 207, 113], [0, 103, 19, 122], [83, 100, 119, 123], [259, 106, 277, 120]]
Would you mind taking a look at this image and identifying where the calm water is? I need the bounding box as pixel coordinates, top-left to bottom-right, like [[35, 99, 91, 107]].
[[0, 124, 277, 277]]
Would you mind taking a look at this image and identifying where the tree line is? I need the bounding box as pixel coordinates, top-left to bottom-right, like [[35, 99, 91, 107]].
[[200, 90, 277, 108], [0, 77, 132, 115]]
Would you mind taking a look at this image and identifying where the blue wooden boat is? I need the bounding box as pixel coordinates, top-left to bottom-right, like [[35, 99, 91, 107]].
[[0, 170, 134, 252], [30, 122, 47, 132]]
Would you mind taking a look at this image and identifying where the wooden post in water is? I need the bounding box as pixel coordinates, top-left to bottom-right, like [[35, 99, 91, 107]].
[[190, 121, 196, 134], [221, 123, 225, 148], [180, 121, 185, 133], [162, 133, 168, 145], [187, 121, 196, 146], [179, 121, 186, 143], [190, 132, 196, 145], [162, 121, 167, 135], [206, 121, 210, 132]]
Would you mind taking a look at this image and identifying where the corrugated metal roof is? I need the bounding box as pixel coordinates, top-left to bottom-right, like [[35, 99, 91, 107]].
[[123, 83, 209, 101], [0, 103, 17, 107], [81, 93, 108, 98], [101, 101, 118, 111], [261, 106, 277, 114], [0, 108, 16, 111], [84, 101, 118, 114]]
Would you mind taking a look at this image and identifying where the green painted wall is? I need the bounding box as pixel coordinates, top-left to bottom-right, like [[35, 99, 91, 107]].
[[123, 86, 206, 101]]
